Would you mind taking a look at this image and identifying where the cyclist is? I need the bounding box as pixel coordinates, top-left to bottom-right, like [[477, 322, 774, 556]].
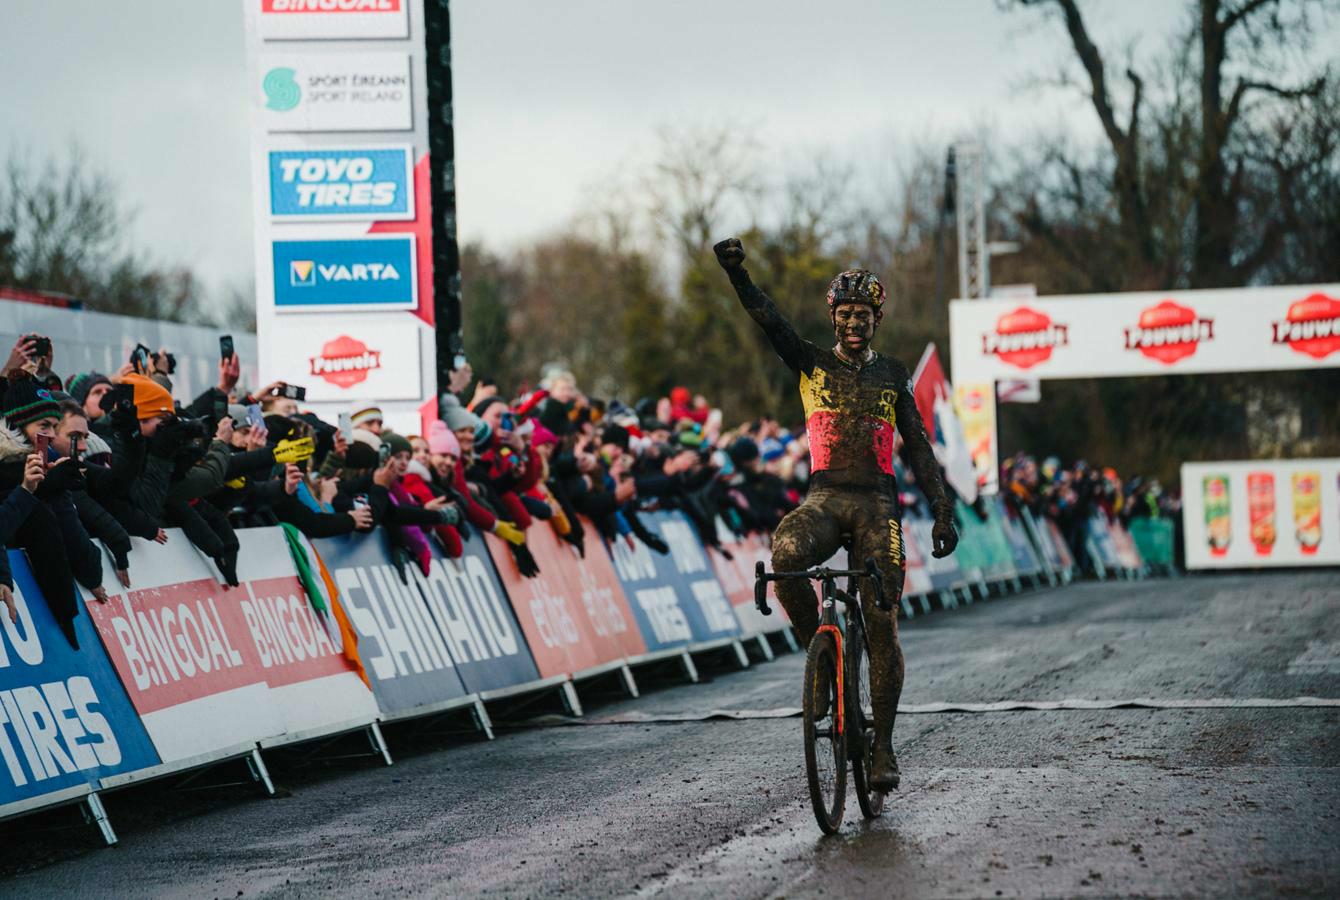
[[714, 237, 958, 792]]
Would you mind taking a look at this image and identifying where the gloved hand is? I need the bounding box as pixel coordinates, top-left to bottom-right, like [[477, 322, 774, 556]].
[[641, 533, 669, 555], [390, 546, 412, 584], [511, 542, 541, 578], [37, 458, 85, 498], [493, 520, 526, 546], [931, 507, 959, 559], [214, 551, 240, 588], [713, 237, 746, 271], [435, 504, 462, 526]]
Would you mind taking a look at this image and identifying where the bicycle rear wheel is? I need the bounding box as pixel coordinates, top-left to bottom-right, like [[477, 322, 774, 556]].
[[803, 630, 846, 834], [847, 623, 885, 819]]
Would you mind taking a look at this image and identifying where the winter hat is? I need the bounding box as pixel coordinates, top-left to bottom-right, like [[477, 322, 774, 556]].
[[122, 374, 174, 421], [471, 395, 506, 417], [474, 418, 493, 450], [351, 427, 382, 451], [83, 430, 113, 463], [530, 423, 558, 449], [344, 441, 379, 470], [1, 374, 62, 431], [427, 420, 461, 457], [601, 423, 630, 452], [228, 404, 250, 424], [264, 414, 300, 442], [441, 394, 479, 432], [351, 406, 383, 427], [381, 431, 412, 458], [728, 436, 760, 467], [759, 437, 786, 462], [66, 372, 111, 406]]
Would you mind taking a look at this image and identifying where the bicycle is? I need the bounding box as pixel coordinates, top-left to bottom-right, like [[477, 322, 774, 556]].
[[755, 553, 890, 834]]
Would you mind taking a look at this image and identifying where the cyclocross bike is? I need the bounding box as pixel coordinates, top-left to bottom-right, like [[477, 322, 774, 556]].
[[755, 554, 890, 834]]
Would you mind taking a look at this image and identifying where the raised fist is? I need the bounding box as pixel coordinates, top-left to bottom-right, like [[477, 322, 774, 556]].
[[713, 238, 746, 271]]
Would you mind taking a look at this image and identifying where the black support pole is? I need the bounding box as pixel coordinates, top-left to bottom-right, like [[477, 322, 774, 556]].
[[423, 0, 462, 400]]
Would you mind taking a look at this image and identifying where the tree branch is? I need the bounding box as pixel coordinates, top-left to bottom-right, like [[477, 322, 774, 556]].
[[1226, 77, 1327, 128], [1220, 0, 1279, 35]]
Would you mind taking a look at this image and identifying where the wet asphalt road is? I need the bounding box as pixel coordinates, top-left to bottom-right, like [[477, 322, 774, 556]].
[[2, 571, 1337, 898]]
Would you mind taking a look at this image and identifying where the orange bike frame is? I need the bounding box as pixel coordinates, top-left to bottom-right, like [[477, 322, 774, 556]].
[[816, 624, 844, 736]]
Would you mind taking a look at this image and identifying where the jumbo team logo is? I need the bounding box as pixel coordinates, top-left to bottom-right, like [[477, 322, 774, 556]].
[[271, 235, 417, 311], [1271, 293, 1340, 360], [1123, 300, 1215, 365], [309, 335, 383, 389], [980, 306, 1069, 370]]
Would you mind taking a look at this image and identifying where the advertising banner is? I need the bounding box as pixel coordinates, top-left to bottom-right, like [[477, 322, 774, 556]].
[[311, 532, 472, 718], [708, 521, 791, 638], [267, 146, 414, 221], [257, 0, 411, 42], [81, 533, 286, 765], [900, 516, 934, 599], [950, 285, 1340, 383], [278, 315, 423, 403], [245, 0, 437, 435], [258, 52, 412, 133], [994, 498, 1043, 577], [1182, 459, 1340, 569], [0, 552, 159, 814], [232, 530, 379, 742], [1086, 513, 1124, 573], [273, 235, 417, 311], [403, 528, 541, 695], [485, 524, 645, 679], [606, 512, 741, 652], [955, 381, 998, 495], [905, 515, 966, 593], [1127, 517, 1175, 568]]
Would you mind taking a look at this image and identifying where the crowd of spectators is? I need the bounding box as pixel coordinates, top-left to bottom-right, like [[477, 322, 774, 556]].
[[0, 328, 1177, 650], [999, 451, 1180, 571]]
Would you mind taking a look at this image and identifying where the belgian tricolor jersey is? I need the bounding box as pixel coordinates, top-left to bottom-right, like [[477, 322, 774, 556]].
[[725, 265, 946, 495]]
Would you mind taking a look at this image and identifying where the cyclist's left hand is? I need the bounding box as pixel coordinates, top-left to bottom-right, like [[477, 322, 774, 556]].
[[931, 516, 958, 558]]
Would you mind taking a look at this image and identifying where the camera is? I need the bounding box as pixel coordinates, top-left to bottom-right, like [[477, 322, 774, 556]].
[[25, 334, 52, 359], [281, 383, 307, 401], [155, 350, 177, 375]]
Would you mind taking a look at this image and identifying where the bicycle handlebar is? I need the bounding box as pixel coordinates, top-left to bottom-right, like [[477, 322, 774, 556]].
[[754, 557, 891, 615]]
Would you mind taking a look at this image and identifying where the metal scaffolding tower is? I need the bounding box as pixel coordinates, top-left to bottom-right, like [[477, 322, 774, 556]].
[[954, 141, 988, 301]]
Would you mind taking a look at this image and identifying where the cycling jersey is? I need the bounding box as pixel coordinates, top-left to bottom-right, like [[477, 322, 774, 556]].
[[724, 265, 946, 496]]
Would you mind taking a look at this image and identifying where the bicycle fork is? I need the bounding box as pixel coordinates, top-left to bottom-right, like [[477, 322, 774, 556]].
[[817, 579, 844, 738]]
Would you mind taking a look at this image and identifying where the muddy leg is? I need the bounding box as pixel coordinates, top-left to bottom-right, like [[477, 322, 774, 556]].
[[769, 497, 843, 648]]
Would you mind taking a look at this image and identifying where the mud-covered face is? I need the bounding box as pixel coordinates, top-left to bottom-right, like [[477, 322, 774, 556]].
[[832, 303, 877, 356]]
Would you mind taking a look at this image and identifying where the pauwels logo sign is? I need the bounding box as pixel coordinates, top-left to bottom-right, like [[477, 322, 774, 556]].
[[1124, 300, 1215, 365], [980, 307, 1069, 370], [310, 335, 383, 389], [272, 235, 416, 311], [1272, 293, 1340, 360]]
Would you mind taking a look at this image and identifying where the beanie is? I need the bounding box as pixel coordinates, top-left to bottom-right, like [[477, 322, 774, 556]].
[[474, 418, 493, 450], [66, 372, 111, 406], [381, 431, 412, 458], [728, 436, 760, 466], [441, 394, 480, 432], [471, 396, 506, 417], [1, 375, 62, 431], [351, 406, 383, 427], [122, 374, 174, 421], [426, 420, 461, 457], [228, 404, 250, 424], [344, 441, 379, 470], [601, 423, 630, 452]]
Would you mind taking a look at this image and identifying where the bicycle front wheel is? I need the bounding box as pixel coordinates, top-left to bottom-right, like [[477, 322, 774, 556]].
[[803, 630, 847, 834]]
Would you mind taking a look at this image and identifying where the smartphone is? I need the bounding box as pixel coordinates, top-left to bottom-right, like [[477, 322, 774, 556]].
[[282, 383, 307, 401], [32, 433, 51, 465], [453, 351, 467, 371], [28, 335, 52, 359], [219, 334, 234, 362], [352, 493, 370, 511], [377, 442, 392, 465], [246, 404, 264, 430], [131, 343, 152, 374], [338, 412, 354, 443], [500, 411, 515, 431]]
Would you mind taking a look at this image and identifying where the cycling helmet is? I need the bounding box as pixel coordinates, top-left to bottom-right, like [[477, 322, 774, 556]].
[[826, 269, 886, 318]]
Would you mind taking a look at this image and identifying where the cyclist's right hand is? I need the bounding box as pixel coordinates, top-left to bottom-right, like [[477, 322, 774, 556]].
[[931, 516, 959, 558], [713, 238, 746, 271]]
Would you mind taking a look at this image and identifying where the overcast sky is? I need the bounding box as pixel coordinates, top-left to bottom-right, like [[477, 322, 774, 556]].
[[3, 0, 1199, 302]]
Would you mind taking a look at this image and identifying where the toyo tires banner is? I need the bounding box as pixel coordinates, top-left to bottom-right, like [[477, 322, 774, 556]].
[[950, 284, 1340, 382], [1182, 459, 1340, 569], [0, 552, 159, 815], [605, 511, 741, 653]]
